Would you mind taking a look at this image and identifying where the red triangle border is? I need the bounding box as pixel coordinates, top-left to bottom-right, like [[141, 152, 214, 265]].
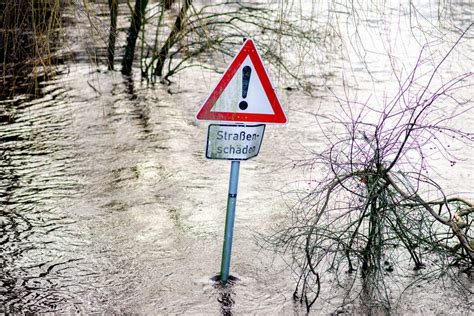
[[196, 39, 287, 124]]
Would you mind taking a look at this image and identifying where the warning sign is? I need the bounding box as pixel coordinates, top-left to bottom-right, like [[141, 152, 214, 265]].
[[196, 39, 287, 124]]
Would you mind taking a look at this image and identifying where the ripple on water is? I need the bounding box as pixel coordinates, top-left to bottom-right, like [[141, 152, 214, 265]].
[[0, 76, 87, 313]]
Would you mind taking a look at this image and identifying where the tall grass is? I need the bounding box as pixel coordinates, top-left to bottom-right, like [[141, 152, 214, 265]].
[[1, 0, 63, 98]]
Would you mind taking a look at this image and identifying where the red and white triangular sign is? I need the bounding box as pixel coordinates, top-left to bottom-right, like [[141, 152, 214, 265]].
[[196, 39, 287, 124]]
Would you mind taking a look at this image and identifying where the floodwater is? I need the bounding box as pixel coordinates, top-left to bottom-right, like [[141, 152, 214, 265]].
[[1, 1, 473, 314]]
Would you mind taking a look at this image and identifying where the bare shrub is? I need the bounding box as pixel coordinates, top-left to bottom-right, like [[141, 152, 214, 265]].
[[266, 23, 473, 312]]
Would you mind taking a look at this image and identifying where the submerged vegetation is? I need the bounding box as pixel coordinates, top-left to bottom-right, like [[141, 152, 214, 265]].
[[1, 0, 63, 98], [1, 0, 323, 90], [266, 22, 474, 312], [117, 0, 326, 84]]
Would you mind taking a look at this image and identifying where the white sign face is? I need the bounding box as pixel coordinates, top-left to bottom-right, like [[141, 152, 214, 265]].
[[210, 56, 275, 115], [196, 38, 287, 124], [206, 124, 265, 160]]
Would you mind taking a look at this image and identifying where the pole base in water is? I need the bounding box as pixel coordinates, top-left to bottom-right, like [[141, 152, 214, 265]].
[[211, 274, 240, 283]]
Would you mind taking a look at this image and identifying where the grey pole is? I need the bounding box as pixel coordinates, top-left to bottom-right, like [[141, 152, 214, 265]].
[[220, 160, 240, 282]]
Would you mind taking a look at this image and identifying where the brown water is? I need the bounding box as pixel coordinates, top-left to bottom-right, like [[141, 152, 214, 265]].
[[1, 0, 473, 314]]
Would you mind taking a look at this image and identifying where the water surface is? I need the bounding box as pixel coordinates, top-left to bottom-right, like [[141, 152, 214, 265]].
[[1, 0, 473, 313]]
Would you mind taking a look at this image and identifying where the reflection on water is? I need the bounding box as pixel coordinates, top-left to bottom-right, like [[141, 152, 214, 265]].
[[217, 284, 235, 315], [211, 276, 239, 315], [1, 0, 473, 314], [0, 82, 84, 312]]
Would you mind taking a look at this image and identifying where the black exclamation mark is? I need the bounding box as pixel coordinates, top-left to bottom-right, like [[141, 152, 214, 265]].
[[239, 66, 252, 110]]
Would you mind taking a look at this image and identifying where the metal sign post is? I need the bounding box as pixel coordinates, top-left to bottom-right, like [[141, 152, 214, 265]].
[[195, 38, 287, 284], [220, 160, 240, 282], [205, 123, 264, 283]]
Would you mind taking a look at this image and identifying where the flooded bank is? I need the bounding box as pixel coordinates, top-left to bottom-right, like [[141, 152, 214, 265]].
[[1, 0, 473, 314]]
